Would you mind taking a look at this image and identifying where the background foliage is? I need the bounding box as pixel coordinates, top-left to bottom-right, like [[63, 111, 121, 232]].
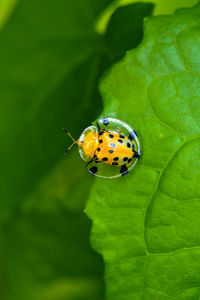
[[0, 0, 199, 300]]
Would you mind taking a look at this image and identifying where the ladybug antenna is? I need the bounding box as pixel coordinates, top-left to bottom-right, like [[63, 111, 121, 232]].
[[62, 128, 77, 154]]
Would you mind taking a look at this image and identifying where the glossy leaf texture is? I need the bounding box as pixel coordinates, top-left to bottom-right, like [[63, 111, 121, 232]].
[[86, 4, 200, 300]]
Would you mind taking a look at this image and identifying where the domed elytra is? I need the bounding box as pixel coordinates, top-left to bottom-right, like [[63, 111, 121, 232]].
[[76, 117, 141, 179], [78, 125, 98, 162]]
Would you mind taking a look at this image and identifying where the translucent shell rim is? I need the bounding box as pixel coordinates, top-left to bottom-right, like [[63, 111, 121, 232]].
[[78, 125, 97, 162]]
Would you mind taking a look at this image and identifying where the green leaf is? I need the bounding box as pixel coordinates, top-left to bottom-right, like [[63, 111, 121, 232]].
[[0, 0, 110, 214], [86, 4, 200, 299], [0, 150, 105, 300], [1, 209, 104, 300], [96, 0, 198, 33], [104, 3, 154, 64], [0, 0, 153, 215], [0, 1, 154, 300], [0, 1, 110, 299], [0, 0, 18, 30]]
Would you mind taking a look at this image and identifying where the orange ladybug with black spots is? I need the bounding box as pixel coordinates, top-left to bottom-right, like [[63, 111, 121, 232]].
[[63, 117, 141, 178]]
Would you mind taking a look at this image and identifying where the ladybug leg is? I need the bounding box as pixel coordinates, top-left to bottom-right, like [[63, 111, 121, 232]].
[[120, 164, 129, 176], [133, 150, 141, 159], [86, 159, 99, 175], [96, 122, 101, 132], [97, 122, 108, 135]]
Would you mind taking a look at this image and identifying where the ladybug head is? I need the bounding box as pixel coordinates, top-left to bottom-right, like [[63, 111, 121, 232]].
[[78, 126, 98, 161]]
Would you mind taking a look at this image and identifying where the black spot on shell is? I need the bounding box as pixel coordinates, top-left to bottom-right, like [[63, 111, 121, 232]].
[[99, 139, 103, 143], [128, 158, 132, 164], [97, 148, 101, 152], [109, 134, 114, 138], [110, 143, 116, 148], [123, 157, 128, 162], [109, 150, 114, 154], [120, 164, 128, 176], [119, 135, 125, 139], [102, 157, 108, 161], [113, 157, 119, 161], [94, 155, 98, 160], [99, 130, 104, 135], [89, 166, 98, 175], [118, 139, 123, 144], [127, 142, 131, 148], [112, 162, 119, 166]]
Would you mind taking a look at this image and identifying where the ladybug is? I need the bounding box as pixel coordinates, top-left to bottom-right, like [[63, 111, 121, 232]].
[[63, 117, 141, 178]]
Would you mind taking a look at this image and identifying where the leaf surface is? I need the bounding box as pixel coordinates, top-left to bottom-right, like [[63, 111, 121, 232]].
[[86, 4, 200, 299], [0, 0, 108, 212], [0, 0, 153, 214]]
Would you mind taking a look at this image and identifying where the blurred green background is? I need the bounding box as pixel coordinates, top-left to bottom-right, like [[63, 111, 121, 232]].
[[0, 0, 197, 299]]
